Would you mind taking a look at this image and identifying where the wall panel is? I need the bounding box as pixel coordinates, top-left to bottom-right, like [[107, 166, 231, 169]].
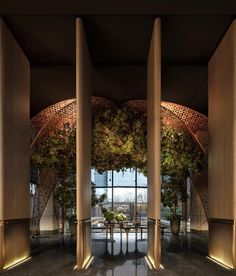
[[0, 19, 30, 269], [208, 19, 236, 269]]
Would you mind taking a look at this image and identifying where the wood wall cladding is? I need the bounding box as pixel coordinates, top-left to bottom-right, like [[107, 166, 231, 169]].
[[0, 19, 30, 269], [208, 19, 236, 269]]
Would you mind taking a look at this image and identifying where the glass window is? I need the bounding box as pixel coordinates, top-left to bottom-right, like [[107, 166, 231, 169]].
[[137, 171, 147, 187], [95, 187, 112, 202], [113, 187, 135, 202], [91, 169, 148, 223], [92, 169, 112, 187], [107, 171, 113, 187], [113, 169, 135, 186], [137, 188, 147, 203]]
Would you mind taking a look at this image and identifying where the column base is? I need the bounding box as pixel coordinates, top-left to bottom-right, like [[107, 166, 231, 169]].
[[76, 219, 92, 270], [209, 218, 236, 269], [147, 218, 161, 270], [0, 218, 30, 270]]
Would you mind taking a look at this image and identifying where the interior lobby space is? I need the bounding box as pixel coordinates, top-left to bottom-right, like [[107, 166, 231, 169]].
[[1, 1, 236, 275]]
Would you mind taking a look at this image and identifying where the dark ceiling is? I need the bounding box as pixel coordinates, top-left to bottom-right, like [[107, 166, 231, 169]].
[[0, 1, 235, 117]]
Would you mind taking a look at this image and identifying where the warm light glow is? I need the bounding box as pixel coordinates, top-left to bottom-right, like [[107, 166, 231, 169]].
[[84, 256, 94, 270], [75, 255, 94, 270], [206, 256, 232, 270], [145, 256, 153, 269], [145, 256, 164, 270], [73, 256, 94, 270], [4, 256, 31, 270], [82, 256, 94, 269]]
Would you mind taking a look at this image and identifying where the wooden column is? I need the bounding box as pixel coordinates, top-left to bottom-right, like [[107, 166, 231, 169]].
[[147, 18, 161, 270], [76, 18, 92, 270], [0, 19, 30, 269], [208, 19, 236, 269]]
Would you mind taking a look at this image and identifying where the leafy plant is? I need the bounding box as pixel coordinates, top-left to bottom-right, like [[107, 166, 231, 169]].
[[91, 183, 107, 206], [54, 174, 76, 218], [161, 176, 182, 220], [161, 126, 207, 178], [160, 126, 207, 221], [102, 207, 127, 223], [115, 213, 127, 223], [102, 208, 116, 223], [92, 107, 147, 173]]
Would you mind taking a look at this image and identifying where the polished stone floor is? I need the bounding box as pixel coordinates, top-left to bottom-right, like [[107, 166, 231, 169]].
[[2, 231, 236, 276]]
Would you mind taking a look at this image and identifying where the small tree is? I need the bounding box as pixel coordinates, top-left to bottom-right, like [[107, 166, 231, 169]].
[[161, 176, 182, 220], [160, 126, 207, 234]]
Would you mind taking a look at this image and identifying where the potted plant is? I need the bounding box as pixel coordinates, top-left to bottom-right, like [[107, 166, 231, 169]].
[[102, 208, 116, 224], [54, 174, 76, 235], [161, 126, 207, 235], [161, 176, 182, 235], [115, 213, 127, 225]]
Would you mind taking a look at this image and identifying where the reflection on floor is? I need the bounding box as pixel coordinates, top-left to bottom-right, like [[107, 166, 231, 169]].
[[2, 232, 236, 275]]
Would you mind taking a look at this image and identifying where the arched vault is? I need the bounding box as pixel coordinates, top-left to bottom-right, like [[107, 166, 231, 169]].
[[30, 97, 208, 232]]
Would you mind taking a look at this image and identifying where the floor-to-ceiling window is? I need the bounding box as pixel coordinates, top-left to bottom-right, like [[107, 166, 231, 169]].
[[91, 168, 147, 224]]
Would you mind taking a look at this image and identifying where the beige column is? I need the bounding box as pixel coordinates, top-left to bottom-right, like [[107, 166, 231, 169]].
[[76, 18, 92, 270], [0, 19, 30, 269], [147, 18, 161, 270], [208, 20, 236, 269]]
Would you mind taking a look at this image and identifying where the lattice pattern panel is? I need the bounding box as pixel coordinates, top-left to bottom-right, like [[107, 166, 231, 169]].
[[31, 168, 57, 235], [31, 100, 77, 153], [91, 96, 117, 113], [31, 99, 75, 142], [124, 100, 147, 113], [124, 100, 206, 153], [161, 102, 208, 153]]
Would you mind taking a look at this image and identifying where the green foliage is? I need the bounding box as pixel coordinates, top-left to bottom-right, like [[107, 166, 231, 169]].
[[160, 126, 207, 220], [54, 174, 76, 211], [92, 107, 147, 173], [102, 207, 127, 223], [31, 124, 76, 176], [115, 213, 127, 223], [32, 125, 77, 219], [31, 107, 207, 222], [91, 183, 107, 206], [102, 208, 116, 223], [161, 126, 207, 178], [161, 176, 183, 219]]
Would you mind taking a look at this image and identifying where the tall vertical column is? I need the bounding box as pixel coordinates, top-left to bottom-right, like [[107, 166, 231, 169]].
[[208, 20, 236, 269], [76, 18, 92, 270], [0, 19, 30, 269], [147, 18, 161, 270]]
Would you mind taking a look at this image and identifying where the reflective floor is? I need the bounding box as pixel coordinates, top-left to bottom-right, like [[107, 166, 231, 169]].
[[2, 232, 236, 275]]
